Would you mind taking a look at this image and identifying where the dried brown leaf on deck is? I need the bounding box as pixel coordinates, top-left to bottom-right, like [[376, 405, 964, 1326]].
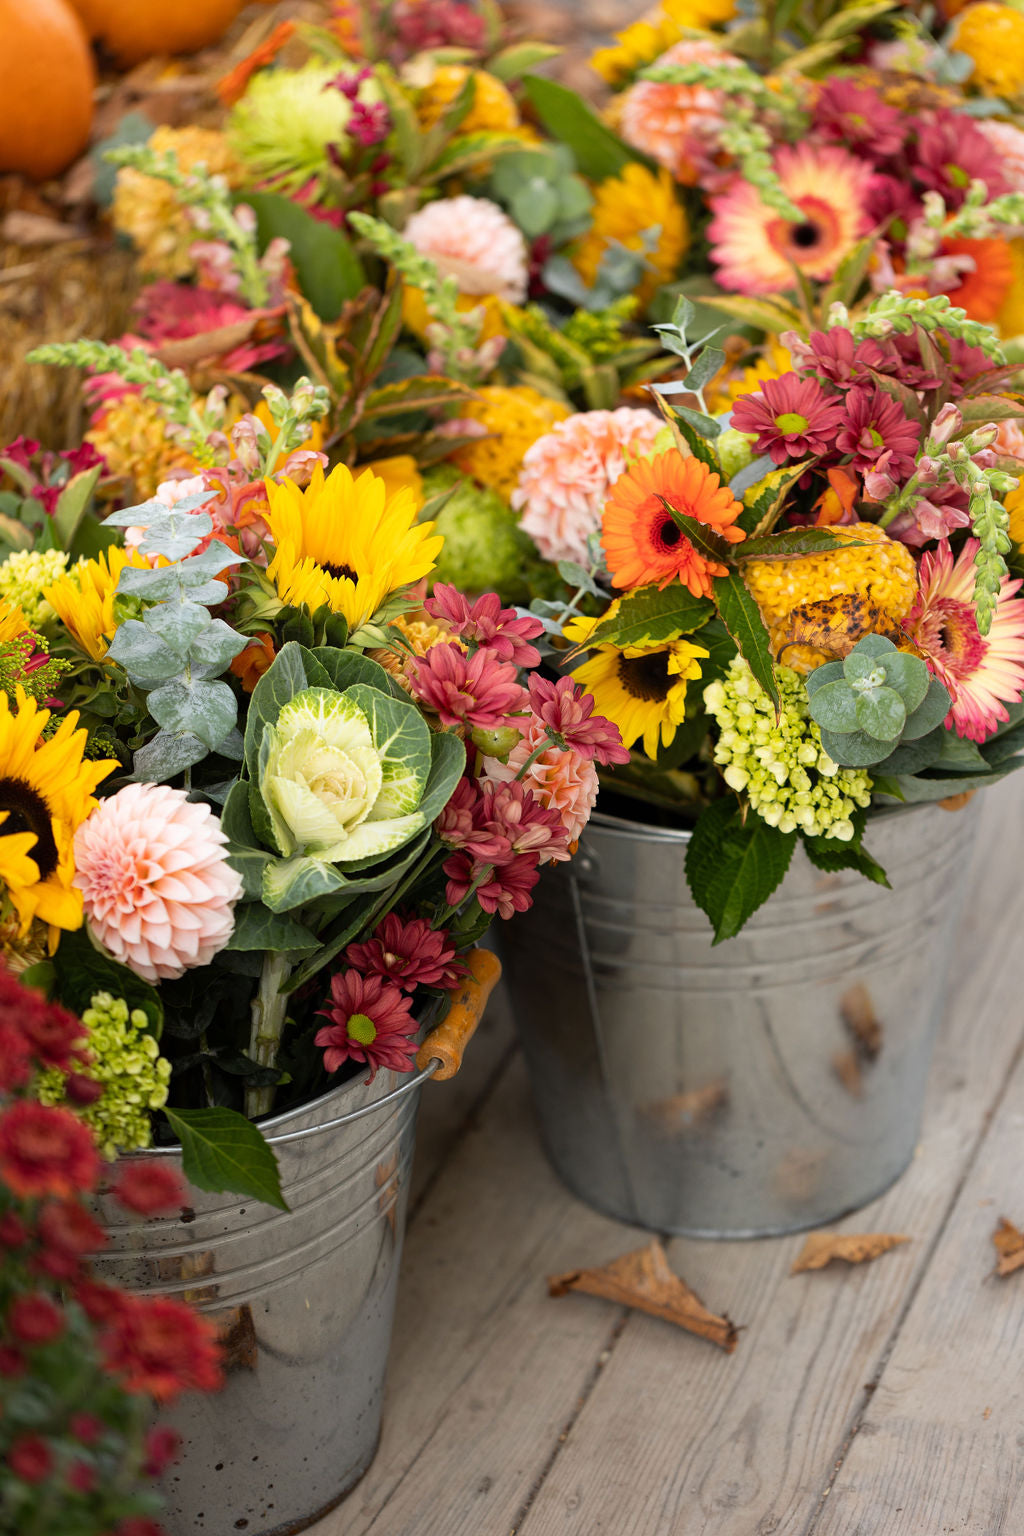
[[548, 1239, 740, 1353], [792, 1232, 910, 1274], [992, 1217, 1024, 1277]]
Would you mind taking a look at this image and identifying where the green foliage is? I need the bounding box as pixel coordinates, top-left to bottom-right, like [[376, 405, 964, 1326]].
[[163, 1106, 288, 1209], [245, 191, 366, 320], [520, 75, 644, 180], [575, 585, 715, 650], [807, 636, 950, 768], [48, 925, 163, 1038], [801, 810, 889, 886], [713, 571, 780, 712], [685, 796, 796, 943], [489, 146, 592, 244]]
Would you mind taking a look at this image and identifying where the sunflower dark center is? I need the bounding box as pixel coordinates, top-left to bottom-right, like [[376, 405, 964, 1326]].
[[791, 221, 821, 249], [0, 778, 57, 878], [324, 561, 358, 582], [617, 650, 672, 703]]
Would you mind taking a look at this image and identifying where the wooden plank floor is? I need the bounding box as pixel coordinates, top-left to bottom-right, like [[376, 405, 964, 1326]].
[[313, 779, 1024, 1536]]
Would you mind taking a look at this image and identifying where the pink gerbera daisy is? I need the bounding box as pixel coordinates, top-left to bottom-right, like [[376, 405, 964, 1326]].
[[708, 142, 873, 294], [618, 39, 741, 185], [315, 970, 418, 1080], [731, 373, 845, 464], [905, 538, 1024, 742]]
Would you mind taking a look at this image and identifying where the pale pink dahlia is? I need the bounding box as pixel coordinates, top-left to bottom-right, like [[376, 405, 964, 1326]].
[[402, 195, 529, 303], [708, 142, 873, 294], [73, 784, 243, 982], [618, 39, 740, 186], [905, 538, 1024, 743], [510, 408, 662, 566], [483, 717, 598, 854], [976, 120, 1024, 194]]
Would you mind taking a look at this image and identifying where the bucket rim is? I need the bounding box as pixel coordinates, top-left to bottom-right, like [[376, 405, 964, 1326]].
[[588, 798, 939, 847]]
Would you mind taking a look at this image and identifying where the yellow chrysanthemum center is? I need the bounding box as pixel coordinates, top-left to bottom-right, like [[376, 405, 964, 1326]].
[[112, 126, 243, 281], [45, 547, 152, 664], [953, 3, 1024, 98], [266, 461, 442, 632], [453, 386, 571, 498], [417, 66, 520, 134], [573, 164, 689, 306]]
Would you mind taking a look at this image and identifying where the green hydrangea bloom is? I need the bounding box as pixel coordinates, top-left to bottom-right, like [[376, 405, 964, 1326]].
[[37, 992, 171, 1160], [228, 62, 373, 195], [704, 658, 873, 840], [562, 297, 639, 363], [423, 466, 542, 604], [0, 550, 69, 628]]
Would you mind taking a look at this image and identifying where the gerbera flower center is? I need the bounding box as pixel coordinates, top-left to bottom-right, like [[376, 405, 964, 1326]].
[[617, 650, 672, 703], [791, 221, 822, 249], [916, 596, 987, 682], [0, 779, 57, 878], [775, 411, 810, 434], [347, 1012, 378, 1045]]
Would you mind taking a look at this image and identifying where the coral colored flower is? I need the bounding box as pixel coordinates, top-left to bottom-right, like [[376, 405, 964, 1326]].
[[345, 913, 467, 992], [939, 237, 1016, 324], [315, 970, 418, 1080], [812, 77, 905, 159], [483, 719, 598, 851], [37, 1199, 106, 1263], [906, 538, 1024, 743], [443, 849, 540, 919], [912, 111, 1006, 208], [403, 195, 529, 304], [708, 143, 872, 295], [836, 385, 921, 481], [484, 781, 569, 861], [425, 585, 544, 668], [112, 1161, 186, 1217], [7, 1433, 53, 1484], [511, 408, 663, 567], [229, 632, 277, 693], [74, 784, 243, 984], [602, 450, 745, 597], [0, 1102, 99, 1199], [619, 38, 741, 184], [408, 643, 525, 729], [526, 673, 631, 766], [731, 373, 845, 465], [9, 1293, 63, 1346], [100, 1295, 223, 1402]]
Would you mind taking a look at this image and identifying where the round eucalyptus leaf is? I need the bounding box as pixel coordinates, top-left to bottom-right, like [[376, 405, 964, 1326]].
[[902, 675, 952, 739], [850, 633, 897, 659], [805, 658, 845, 697], [855, 686, 907, 741], [879, 650, 929, 713], [807, 679, 859, 733], [820, 726, 893, 767]]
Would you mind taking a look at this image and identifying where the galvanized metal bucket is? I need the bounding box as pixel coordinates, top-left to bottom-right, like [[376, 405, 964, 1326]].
[[499, 803, 978, 1238], [93, 1060, 435, 1536]]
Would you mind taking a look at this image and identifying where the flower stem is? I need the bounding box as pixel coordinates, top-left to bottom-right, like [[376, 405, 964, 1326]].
[[246, 952, 293, 1120]]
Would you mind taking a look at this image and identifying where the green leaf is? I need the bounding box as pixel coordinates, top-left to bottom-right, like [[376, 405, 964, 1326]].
[[244, 192, 366, 321], [147, 678, 237, 752], [713, 571, 779, 713], [981, 716, 1024, 766], [244, 642, 318, 779], [855, 687, 906, 741], [702, 291, 806, 336], [417, 729, 467, 824], [261, 855, 351, 913], [309, 646, 396, 695], [690, 616, 738, 683], [163, 1107, 288, 1209], [521, 75, 645, 179], [52, 466, 101, 550], [361, 374, 476, 419], [131, 729, 208, 783], [575, 585, 715, 651], [659, 499, 733, 565], [489, 40, 562, 80], [345, 682, 432, 818], [801, 834, 890, 886], [685, 798, 796, 943], [819, 726, 895, 767], [871, 726, 947, 775], [879, 769, 1008, 803], [735, 528, 867, 560], [665, 406, 720, 470], [50, 926, 163, 1038], [224, 902, 319, 954], [736, 461, 812, 537], [808, 679, 859, 733], [107, 622, 184, 686], [682, 346, 727, 393]]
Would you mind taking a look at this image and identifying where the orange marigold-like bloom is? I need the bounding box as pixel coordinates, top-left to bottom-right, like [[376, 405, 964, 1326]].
[[229, 632, 277, 693], [601, 450, 745, 597], [940, 237, 1016, 323]]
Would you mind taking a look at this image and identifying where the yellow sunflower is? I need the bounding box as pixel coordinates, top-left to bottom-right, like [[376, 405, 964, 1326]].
[[0, 601, 29, 644], [0, 689, 117, 946], [265, 462, 442, 632], [565, 611, 708, 759], [572, 164, 689, 306], [45, 547, 151, 663]]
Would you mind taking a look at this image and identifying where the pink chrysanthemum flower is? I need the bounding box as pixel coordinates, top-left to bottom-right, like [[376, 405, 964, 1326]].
[[906, 538, 1024, 742], [484, 780, 568, 861], [976, 119, 1024, 193], [483, 718, 598, 853], [527, 674, 630, 765], [731, 373, 845, 465], [73, 784, 243, 983], [618, 39, 741, 185], [408, 642, 526, 728], [344, 912, 466, 992], [912, 112, 1007, 209], [510, 408, 662, 566], [812, 78, 905, 159], [436, 775, 509, 861], [315, 970, 418, 1080], [443, 849, 540, 920], [425, 584, 544, 668], [785, 328, 895, 390], [708, 142, 873, 294], [402, 195, 529, 303], [835, 384, 921, 481]]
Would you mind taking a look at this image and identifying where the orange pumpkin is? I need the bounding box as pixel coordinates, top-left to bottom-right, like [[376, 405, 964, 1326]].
[[0, 0, 95, 181], [67, 0, 244, 65]]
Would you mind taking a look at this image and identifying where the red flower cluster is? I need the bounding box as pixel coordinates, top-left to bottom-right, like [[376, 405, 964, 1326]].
[[439, 777, 569, 920], [315, 970, 419, 1080], [345, 912, 467, 993], [98, 1294, 223, 1403], [407, 642, 526, 729]]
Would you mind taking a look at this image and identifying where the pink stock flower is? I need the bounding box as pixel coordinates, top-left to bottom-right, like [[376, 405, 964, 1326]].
[[315, 971, 419, 1080], [836, 385, 921, 481], [888, 483, 971, 547], [424, 584, 544, 667], [403, 196, 529, 303], [345, 913, 466, 992], [510, 408, 663, 567], [731, 373, 845, 465], [526, 674, 630, 766], [483, 717, 598, 853], [73, 784, 243, 984], [408, 643, 526, 729]]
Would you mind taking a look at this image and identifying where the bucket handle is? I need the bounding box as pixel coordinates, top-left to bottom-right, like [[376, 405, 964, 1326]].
[[264, 949, 502, 1146]]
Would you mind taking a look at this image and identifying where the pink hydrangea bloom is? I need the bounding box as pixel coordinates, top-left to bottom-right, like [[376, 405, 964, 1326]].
[[483, 717, 597, 854], [73, 784, 242, 983], [618, 39, 741, 185], [510, 408, 662, 566], [408, 643, 526, 729], [403, 195, 529, 303]]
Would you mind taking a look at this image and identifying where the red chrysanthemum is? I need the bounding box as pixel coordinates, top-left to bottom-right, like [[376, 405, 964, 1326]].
[[7, 1433, 53, 1484], [835, 385, 921, 481], [813, 77, 906, 158], [8, 1292, 64, 1346], [0, 1102, 100, 1200], [912, 111, 1007, 209], [100, 1295, 223, 1403], [526, 674, 630, 766], [143, 1426, 183, 1478], [787, 328, 895, 390], [345, 912, 467, 992], [36, 1199, 106, 1281], [436, 775, 510, 862], [602, 450, 745, 597], [407, 643, 526, 729], [0, 967, 82, 1074], [443, 849, 541, 920], [315, 970, 419, 1080], [111, 1162, 187, 1217], [731, 373, 845, 465]]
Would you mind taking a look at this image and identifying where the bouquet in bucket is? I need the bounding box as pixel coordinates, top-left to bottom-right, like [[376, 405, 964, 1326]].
[[0, 373, 623, 1208], [554, 288, 1024, 941]]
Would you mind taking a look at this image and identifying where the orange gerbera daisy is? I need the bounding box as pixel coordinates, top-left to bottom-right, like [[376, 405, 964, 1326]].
[[940, 237, 1015, 323], [601, 450, 745, 597]]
